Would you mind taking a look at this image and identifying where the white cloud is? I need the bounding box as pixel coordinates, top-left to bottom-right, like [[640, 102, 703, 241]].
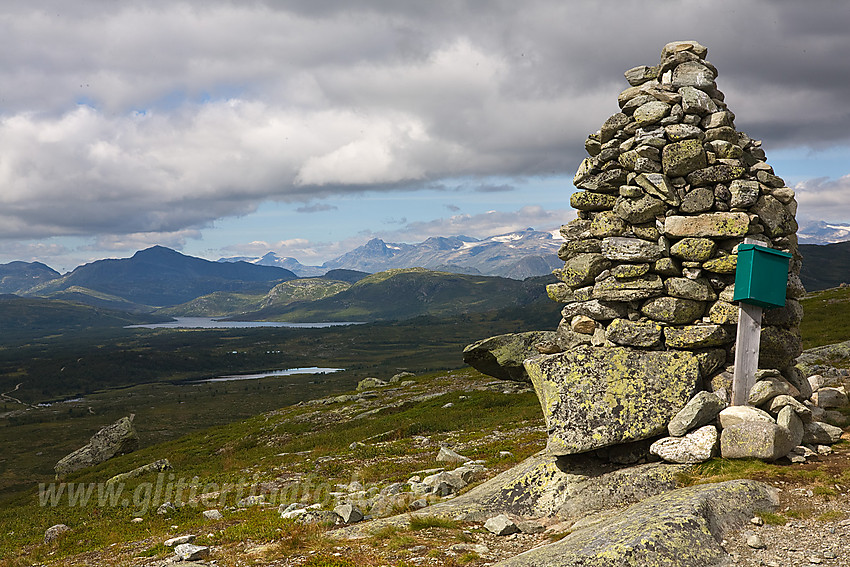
[[794, 175, 850, 222]]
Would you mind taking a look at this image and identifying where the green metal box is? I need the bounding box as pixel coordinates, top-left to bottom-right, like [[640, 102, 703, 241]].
[[733, 243, 792, 309]]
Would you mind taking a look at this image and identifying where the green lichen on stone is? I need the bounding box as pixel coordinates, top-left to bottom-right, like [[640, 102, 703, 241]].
[[640, 296, 705, 324], [702, 254, 737, 273], [524, 347, 700, 455], [670, 237, 717, 261], [664, 324, 733, 349], [571, 191, 617, 211]]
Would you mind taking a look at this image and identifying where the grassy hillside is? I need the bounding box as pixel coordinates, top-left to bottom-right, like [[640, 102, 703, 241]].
[[799, 242, 850, 291], [158, 279, 352, 317], [0, 295, 164, 342], [0, 367, 546, 565], [240, 269, 553, 322], [799, 286, 850, 349]]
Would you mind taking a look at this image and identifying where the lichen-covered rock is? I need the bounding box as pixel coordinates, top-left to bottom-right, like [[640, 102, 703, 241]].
[[663, 213, 750, 238], [670, 238, 717, 261], [593, 274, 664, 301], [571, 191, 617, 211], [524, 346, 700, 455], [640, 296, 704, 324], [494, 479, 778, 567], [55, 416, 139, 476], [560, 253, 611, 287], [720, 421, 795, 460], [463, 331, 556, 382], [758, 326, 803, 370], [605, 318, 663, 348], [751, 195, 798, 238], [651, 425, 719, 463], [664, 324, 732, 349], [665, 277, 718, 301], [601, 237, 664, 262], [661, 138, 707, 177], [802, 421, 843, 445], [718, 405, 775, 428], [702, 254, 737, 273], [667, 391, 727, 437]]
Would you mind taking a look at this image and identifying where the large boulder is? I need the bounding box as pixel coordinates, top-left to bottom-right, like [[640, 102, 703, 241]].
[[494, 479, 778, 567], [463, 331, 556, 382], [524, 346, 700, 455], [55, 415, 139, 476]]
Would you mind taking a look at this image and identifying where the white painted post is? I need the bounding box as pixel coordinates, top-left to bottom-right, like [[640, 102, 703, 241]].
[[731, 237, 764, 406]]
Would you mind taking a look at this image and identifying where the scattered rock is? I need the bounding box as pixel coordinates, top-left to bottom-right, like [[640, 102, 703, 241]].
[[650, 425, 718, 463], [667, 390, 727, 436], [356, 377, 387, 391], [44, 524, 71, 544], [54, 415, 139, 476], [174, 543, 210, 561], [202, 509, 223, 520], [334, 503, 364, 524], [164, 535, 195, 547], [436, 446, 470, 464], [484, 514, 520, 536]]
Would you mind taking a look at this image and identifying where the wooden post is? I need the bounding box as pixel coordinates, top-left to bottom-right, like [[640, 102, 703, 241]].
[[731, 302, 763, 406], [731, 236, 763, 406]]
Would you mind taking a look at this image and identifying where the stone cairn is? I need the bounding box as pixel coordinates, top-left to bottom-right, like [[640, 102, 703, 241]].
[[518, 40, 846, 464]]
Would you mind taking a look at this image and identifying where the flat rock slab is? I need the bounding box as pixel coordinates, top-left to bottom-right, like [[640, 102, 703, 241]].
[[494, 479, 778, 567], [525, 346, 700, 455], [463, 331, 556, 382], [330, 451, 685, 540]]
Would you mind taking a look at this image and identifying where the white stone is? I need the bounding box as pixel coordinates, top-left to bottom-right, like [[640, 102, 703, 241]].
[[174, 543, 210, 561], [650, 425, 718, 463], [718, 405, 774, 428], [202, 509, 223, 520], [484, 513, 520, 536]]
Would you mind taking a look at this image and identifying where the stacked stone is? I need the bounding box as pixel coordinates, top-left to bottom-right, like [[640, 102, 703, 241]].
[[547, 40, 805, 398]]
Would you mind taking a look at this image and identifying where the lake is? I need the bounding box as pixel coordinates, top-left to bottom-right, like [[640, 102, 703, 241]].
[[196, 367, 344, 383], [126, 317, 364, 329]]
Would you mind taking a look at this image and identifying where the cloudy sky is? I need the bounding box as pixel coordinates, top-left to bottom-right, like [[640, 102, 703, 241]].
[[2, 1, 850, 271]]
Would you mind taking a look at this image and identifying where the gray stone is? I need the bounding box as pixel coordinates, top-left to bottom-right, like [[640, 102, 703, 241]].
[[106, 458, 172, 486], [561, 253, 611, 287], [561, 299, 628, 321], [748, 379, 790, 406], [202, 509, 223, 520], [664, 123, 704, 142], [687, 165, 746, 187], [357, 377, 387, 390], [437, 446, 470, 463], [174, 543, 210, 561], [493, 479, 777, 567], [679, 187, 715, 213], [601, 237, 664, 262], [334, 503, 364, 523], [664, 324, 732, 349], [720, 422, 795, 460], [651, 425, 719, 463], [708, 300, 738, 324], [702, 110, 735, 129], [802, 421, 843, 445], [611, 263, 650, 279], [605, 318, 663, 348], [729, 179, 760, 209], [671, 61, 716, 89], [718, 405, 775, 429], [664, 213, 750, 238], [640, 296, 704, 324], [164, 535, 196, 547], [812, 387, 849, 408], [44, 524, 71, 544], [525, 346, 700, 455], [762, 299, 804, 328], [776, 406, 804, 448], [462, 331, 556, 383], [570, 191, 618, 211], [422, 471, 467, 495], [662, 138, 707, 177], [625, 66, 657, 86], [670, 238, 716, 261], [665, 277, 718, 301], [485, 513, 520, 536], [614, 194, 666, 224], [55, 415, 139, 476], [679, 85, 718, 115], [633, 101, 670, 127], [634, 173, 680, 205], [766, 395, 811, 421], [751, 195, 798, 238], [593, 274, 664, 301], [668, 391, 727, 437], [759, 326, 803, 370]]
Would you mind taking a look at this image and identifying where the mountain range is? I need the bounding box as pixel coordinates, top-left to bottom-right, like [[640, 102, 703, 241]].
[[219, 228, 564, 279]]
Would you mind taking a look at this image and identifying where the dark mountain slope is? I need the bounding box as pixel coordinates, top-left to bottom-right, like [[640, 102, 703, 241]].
[[28, 246, 296, 307]]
